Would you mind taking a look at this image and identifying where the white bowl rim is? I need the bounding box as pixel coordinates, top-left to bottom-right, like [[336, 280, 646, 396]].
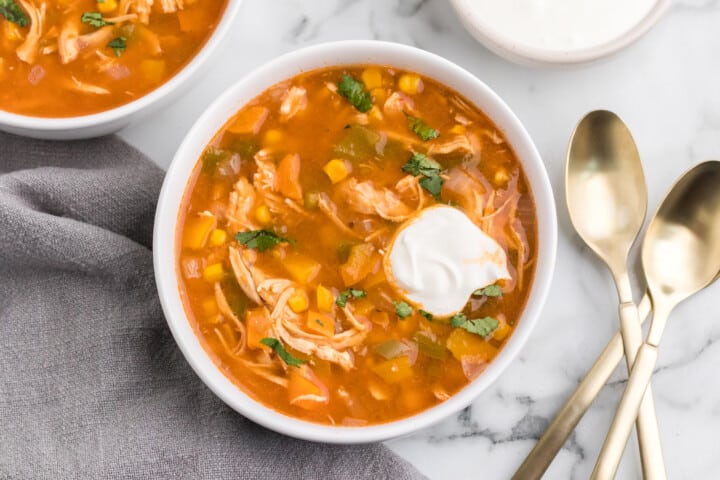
[[0, 0, 243, 130], [449, 0, 671, 65], [154, 40, 558, 444]]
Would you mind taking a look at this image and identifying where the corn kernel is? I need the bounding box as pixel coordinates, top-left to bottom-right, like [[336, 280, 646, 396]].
[[182, 212, 216, 250], [288, 289, 309, 313], [255, 205, 272, 225], [202, 263, 225, 283], [208, 229, 227, 247], [202, 297, 218, 316], [368, 106, 383, 122], [493, 322, 512, 341], [263, 128, 284, 147], [97, 0, 118, 14], [4, 22, 22, 42], [398, 74, 423, 95], [271, 245, 288, 260], [371, 87, 387, 104], [322, 159, 350, 184], [449, 124, 466, 135], [494, 168, 510, 187], [316, 285, 334, 312], [361, 68, 383, 89]]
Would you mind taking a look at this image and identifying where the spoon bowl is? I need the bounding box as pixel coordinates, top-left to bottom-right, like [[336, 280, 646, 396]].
[[644, 161, 720, 317], [567, 110, 647, 273]]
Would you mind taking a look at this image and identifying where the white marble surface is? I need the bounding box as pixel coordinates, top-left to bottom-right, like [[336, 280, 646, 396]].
[[120, 1, 720, 478]]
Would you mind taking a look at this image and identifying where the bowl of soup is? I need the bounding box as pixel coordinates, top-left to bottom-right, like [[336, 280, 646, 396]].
[[154, 40, 557, 443], [0, 0, 241, 139]]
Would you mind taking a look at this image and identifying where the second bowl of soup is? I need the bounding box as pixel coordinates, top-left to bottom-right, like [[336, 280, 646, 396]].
[[0, 0, 241, 138], [155, 41, 557, 443]]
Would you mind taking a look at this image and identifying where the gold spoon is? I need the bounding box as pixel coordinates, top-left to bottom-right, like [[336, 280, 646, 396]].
[[518, 110, 665, 479], [592, 160, 720, 479], [513, 269, 719, 479]]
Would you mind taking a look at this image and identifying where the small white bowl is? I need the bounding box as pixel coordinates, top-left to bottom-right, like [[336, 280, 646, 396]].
[[0, 0, 243, 140], [450, 0, 670, 66], [154, 40, 558, 443]]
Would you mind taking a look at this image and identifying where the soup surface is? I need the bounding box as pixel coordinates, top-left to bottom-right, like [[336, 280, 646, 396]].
[[177, 65, 538, 425], [0, 0, 226, 117]]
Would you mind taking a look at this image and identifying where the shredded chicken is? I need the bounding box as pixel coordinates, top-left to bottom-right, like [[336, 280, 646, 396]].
[[103, 13, 139, 23], [383, 91, 415, 115], [69, 76, 111, 95], [428, 135, 475, 157], [339, 177, 423, 222], [15, 0, 46, 64], [250, 149, 311, 224], [253, 149, 276, 194], [214, 282, 246, 354], [279, 86, 307, 122], [228, 247, 263, 305], [227, 177, 258, 233], [227, 245, 368, 370], [444, 166, 528, 291], [159, 0, 183, 13], [57, 21, 79, 64], [317, 193, 363, 239], [238, 359, 288, 387], [119, 0, 153, 23], [270, 289, 357, 370], [58, 25, 115, 64]]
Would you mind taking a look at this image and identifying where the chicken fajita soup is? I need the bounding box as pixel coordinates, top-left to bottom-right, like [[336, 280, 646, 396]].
[[0, 0, 226, 117], [176, 66, 538, 425]]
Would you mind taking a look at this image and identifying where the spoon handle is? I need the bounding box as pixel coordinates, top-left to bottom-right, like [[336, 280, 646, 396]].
[[618, 303, 667, 480], [591, 343, 660, 479], [511, 295, 652, 480]]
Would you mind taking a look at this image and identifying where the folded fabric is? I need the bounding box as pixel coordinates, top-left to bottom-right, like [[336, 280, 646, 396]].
[[0, 132, 424, 480]]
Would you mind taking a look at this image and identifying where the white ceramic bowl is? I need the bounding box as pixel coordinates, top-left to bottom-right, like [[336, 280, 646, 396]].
[[0, 0, 243, 140], [154, 40, 557, 443], [450, 0, 670, 66]]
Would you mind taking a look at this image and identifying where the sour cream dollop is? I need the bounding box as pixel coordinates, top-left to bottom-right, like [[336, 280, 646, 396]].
[[384, 205, 510, 317]]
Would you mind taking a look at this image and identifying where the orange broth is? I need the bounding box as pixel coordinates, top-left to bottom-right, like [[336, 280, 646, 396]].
[[176, 66, 538, 425]]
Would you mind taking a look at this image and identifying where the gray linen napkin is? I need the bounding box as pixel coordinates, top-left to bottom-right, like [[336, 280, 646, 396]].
[[0, 132, 424, 480]]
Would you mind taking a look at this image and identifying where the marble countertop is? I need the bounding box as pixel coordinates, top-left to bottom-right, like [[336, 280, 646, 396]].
[[120, 1, 720, 478]]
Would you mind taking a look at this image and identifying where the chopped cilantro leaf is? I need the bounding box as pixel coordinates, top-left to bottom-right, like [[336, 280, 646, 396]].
[[402, 152, 444, 199], [335, 288, 366, 308], [473, 284, 503, 297], [419, 175, 443, 199], [260, 338, 306, 367], [107, 36, 127, 57], [81, 11, 113, 27], [394, 301, 413, 319], [402, 152, 442, 176], [450, 314, 499, 338], [406, 114, 439, 141], [0, 0, 29, 27], [201, 147, 230, 174], [337, 74, 372, 113], [419, 309, 433, 321], [234, 230, 293, 252]]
